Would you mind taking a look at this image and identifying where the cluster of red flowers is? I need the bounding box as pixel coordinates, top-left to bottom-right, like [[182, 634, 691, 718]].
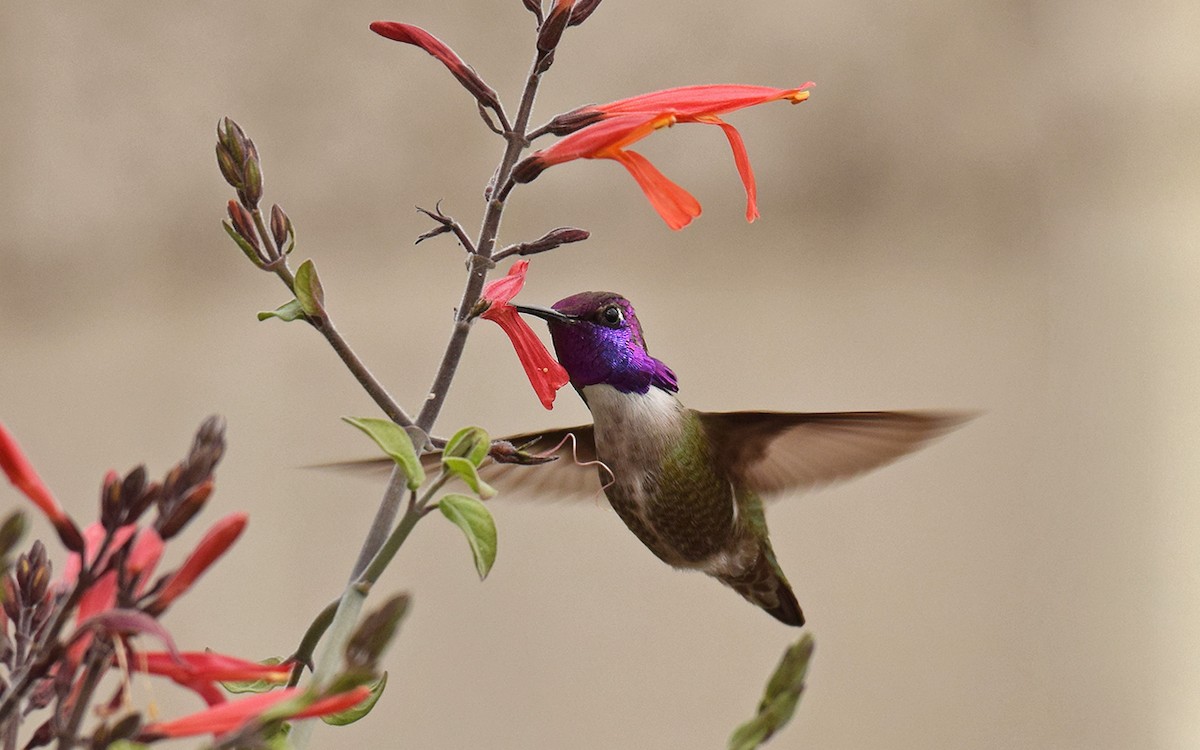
[[0, 421, 369, 742]]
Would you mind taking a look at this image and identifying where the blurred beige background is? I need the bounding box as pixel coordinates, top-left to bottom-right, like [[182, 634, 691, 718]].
[[2, 1, 1198, 748]]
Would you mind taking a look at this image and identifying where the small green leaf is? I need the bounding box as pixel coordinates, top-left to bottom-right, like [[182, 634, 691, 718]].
[[294, 259, 325, 316], [443, 426, 490, 467], [442, 456, 496, 499], [728, 634, 814, 750], [221, 656, 288, 694], [342, 417, 424, 489], [438, 493, 497, 580], [107, 742, 152, 750], [322, 672, 387, 726], [223, 220, 263, 266], [257, 298, 306, 322]]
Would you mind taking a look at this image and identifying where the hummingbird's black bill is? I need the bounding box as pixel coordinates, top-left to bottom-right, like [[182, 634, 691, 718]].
[[513, 304, 576, 324]]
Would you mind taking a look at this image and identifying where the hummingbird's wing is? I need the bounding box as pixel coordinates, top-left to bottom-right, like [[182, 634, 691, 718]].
[[320, 425, 604, 501], [699, 410, 970, 497]]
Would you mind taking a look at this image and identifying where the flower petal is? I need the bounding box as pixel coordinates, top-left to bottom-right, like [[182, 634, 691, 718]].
[[480, 260, 529, 305], [699, 116, 758, 222], [598, 84, 813, 119], [606, 150, 702, 230], [483, 304, 569, 409]]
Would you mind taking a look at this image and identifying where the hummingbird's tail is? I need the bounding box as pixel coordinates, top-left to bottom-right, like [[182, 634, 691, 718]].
[[717, 542, 805, 627]]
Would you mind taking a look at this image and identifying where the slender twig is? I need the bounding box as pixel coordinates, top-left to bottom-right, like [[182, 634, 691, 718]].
[[415, 53, 550, 434], [251, 207, 416, 430], [56, 647, 110, 750], [415, 205, 479, 255]]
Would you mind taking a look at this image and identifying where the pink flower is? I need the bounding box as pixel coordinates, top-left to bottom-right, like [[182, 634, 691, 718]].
[[479, 261, 569, 409], [515, 84, 812, 229]]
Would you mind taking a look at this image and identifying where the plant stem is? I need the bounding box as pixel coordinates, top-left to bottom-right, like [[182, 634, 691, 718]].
[[415, 54, 549, 435]]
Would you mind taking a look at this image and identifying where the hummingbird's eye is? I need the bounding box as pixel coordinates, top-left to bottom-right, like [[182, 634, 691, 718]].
[[600, 306, 623, 326]]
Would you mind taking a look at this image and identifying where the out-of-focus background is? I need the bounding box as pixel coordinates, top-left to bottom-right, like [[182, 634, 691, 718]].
[[2, 1, 1198, 747]]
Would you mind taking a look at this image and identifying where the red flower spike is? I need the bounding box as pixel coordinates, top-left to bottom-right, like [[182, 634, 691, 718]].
[[369, 22, 501, 112], [0, 422, 83, 551], [146, 513, 247, 615], [141, 685, 371, 739], [515, 84, 812, 229], [479, 261, 570, 409]]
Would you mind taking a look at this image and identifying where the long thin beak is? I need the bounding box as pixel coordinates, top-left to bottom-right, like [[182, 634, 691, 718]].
[[513, 304, 576, 324]]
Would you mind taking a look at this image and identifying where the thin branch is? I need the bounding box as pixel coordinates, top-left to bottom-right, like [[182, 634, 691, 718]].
[[415, 204, 479, 255], [415, 51, 550, 434]]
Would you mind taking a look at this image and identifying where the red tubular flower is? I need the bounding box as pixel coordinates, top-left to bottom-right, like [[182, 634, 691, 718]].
[[515, 83, 812, 229], [479, 261, 569, 409], [145, 513, 247, 615], [135, 651, 292, 706], [369, 21, 501, 112], [140, 685, 371, 738], [0, 421, 83, 551]]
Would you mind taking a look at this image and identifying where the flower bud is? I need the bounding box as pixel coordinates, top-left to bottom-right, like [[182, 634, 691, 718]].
[[542, 106, 604, 136], [568, 0, 602, 26], [157, 479, 213, 539], [270, 203, 293, 251], [536, 0, 573, 56], [226, 200, 260, 249], [518, 227, 589, 256]]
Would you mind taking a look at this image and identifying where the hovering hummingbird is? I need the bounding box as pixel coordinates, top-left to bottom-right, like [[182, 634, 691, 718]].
[[467, 291, 964, 627], [343, 291, 964, 626]]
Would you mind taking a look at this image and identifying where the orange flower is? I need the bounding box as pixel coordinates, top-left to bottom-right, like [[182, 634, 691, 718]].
[[479, 261, 569, 409], [515, 84, 812, 230]]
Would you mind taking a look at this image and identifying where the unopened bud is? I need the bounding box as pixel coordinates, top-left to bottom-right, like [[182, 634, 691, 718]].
[[270, 203, 293, 252], [568, 0, 602, 26], [519, 227, 590, 256], [240, 156, 263, 208], [215, 143, 241, 189], [511, 156, 548, 184], [227, 201, 259, 248], [536, 0, 573, 56], [522, 0, 542, 20], [543, 106, 604, 136], [157, 479, 213, 539]]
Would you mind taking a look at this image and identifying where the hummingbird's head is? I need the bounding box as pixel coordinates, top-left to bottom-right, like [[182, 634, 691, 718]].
[[515, 292, 678, 395]]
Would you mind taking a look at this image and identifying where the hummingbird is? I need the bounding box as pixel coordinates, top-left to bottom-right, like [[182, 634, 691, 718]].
[[339, 292, 964, 626], [481, 291, 964, 627]]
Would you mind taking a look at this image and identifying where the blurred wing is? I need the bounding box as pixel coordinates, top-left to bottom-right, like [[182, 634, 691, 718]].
[[319, 425, 604, 502], [701, 410, 971, 497]]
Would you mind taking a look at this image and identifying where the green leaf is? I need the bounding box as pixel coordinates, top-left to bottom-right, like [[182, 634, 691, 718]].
[[443, 426, 490, 467], [257, 298, 306, 322], [728, 634, 814, 750], [107, 742, 152, 750], [294, 259, 325, 316], [223, 219, 263, 266], [442, 456, 496, 499], [221, 656, 288, 694], [322, 672, 387, 726], [438, 493, 497, 580], [342, 417, 424, 490]]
